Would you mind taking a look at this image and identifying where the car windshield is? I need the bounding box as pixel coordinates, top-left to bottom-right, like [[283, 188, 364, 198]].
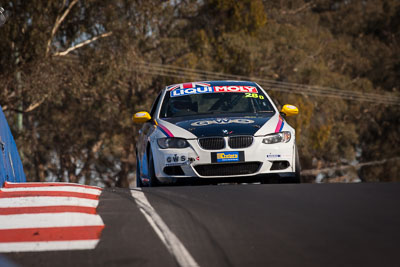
[[159, 86, 275, 118]]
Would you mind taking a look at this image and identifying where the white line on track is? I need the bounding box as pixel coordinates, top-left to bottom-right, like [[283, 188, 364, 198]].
[[0, 240, 99, 252], [131, 189, 200, 267], [0, 213, 104, 229], [0, 196, 99, 208], [0, 186, 101, 195]]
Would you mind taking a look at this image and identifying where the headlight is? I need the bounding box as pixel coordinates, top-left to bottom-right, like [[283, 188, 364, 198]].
[[262, 131, 291, 144], [157, 138, 190, 149]]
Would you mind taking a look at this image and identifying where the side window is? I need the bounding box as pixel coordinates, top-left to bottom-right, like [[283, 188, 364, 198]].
[[149, 91, 162, 118]]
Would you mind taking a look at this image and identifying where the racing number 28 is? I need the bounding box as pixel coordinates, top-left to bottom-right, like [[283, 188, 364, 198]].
[[245, 93, 264, 99]]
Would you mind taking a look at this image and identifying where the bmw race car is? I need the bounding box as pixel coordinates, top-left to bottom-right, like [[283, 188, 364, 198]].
[[133, 81, 300, 186]]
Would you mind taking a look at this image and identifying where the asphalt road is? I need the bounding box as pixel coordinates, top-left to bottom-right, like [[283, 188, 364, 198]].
[[3, 182, 400, 267]]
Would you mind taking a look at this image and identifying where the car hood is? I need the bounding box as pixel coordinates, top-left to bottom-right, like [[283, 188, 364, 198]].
[[161, 114, 274, 137]]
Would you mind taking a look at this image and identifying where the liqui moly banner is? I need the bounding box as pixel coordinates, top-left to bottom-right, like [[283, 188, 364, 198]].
[[170, 86, 258, 97]]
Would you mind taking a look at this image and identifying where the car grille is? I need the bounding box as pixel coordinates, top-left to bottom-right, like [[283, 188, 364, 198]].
[[199, 137, 225, 150], [194, 162, 261, 176], [198, 136, 254, 150], [228, 136, 253, 148]]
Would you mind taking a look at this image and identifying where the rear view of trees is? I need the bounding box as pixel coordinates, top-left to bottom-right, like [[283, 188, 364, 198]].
[[0, 0, 399, 186]]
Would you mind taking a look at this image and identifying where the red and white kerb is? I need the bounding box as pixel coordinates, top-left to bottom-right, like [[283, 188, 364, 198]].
[[0, 181, 104, 252]]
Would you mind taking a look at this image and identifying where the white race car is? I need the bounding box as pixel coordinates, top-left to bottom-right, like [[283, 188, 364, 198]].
[[133, 81, 300, 186]]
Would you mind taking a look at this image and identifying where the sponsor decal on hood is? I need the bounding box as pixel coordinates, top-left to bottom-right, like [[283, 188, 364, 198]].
[[162, 115, 274, 137]]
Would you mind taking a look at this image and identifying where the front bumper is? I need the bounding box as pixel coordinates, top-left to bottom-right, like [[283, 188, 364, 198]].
[[151, 136, 296, 182]]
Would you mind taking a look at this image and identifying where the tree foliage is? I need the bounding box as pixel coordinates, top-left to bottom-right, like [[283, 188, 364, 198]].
[[0, 0, 398, 186]]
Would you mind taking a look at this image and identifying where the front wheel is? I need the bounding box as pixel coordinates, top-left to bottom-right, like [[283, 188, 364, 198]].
[[293, 144, 301, 183], [280, 145, 301, 183], [148, 149, 159, 187], [136, 155, 143, 187]]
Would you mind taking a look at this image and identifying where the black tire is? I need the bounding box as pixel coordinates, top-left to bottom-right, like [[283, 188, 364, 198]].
[[294, 144, 301, 182], [278, 145, 301, 184], [136, 155, 143, 188], [148, 149, 159, 187]]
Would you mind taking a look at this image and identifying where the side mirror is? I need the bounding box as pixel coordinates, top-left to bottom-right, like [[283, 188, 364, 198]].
[[280, 104, 299, 117], [133, 111, 151, 123]]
